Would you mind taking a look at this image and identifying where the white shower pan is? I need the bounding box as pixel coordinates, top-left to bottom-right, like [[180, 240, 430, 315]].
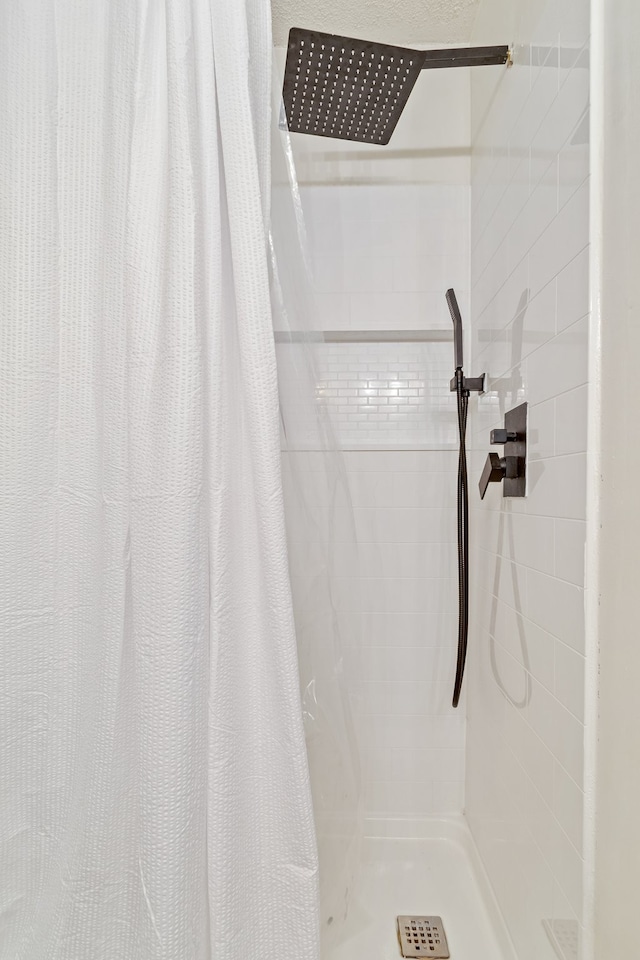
[[327, 817, 516, 960]]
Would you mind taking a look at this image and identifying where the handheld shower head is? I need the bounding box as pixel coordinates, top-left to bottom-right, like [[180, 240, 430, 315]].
[[446, 288, 464, 370]]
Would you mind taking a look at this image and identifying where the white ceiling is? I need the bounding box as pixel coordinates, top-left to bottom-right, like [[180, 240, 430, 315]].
[[271, 0, 482, 48]]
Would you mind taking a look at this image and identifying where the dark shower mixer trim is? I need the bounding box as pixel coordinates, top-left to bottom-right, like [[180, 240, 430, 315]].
[[479, 403, 528, 500]]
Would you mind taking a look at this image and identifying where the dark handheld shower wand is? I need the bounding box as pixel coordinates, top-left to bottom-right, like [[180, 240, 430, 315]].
[[446, 290, 484, 708]]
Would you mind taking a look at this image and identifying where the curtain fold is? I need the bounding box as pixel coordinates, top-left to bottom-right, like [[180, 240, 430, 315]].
[[0, 2, 319, 959]]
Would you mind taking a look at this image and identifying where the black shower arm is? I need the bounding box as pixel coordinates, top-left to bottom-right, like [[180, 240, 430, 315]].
[[420, 46, 511, 70]]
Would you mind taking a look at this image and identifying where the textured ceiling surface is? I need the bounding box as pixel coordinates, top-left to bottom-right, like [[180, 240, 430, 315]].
[[271, 0, 482, 48]]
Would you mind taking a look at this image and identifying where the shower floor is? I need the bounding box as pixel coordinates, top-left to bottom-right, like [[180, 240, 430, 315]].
[[327, 817, 515, 960]]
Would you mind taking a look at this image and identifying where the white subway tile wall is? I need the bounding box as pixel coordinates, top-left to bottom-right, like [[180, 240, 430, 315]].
[[467, 1, 589, 959], [279, 181, 470, 818], [343, 449, 462, 817], [301, 185, 469, 332], [282, 449, 466, 818], [277, 341, 457, 449]]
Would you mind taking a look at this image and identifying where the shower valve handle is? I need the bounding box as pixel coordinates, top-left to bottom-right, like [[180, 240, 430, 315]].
[[479, 453, 520, 499]]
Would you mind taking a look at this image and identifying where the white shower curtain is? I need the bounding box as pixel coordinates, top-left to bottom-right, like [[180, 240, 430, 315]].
[[0, 2, 319, 959]]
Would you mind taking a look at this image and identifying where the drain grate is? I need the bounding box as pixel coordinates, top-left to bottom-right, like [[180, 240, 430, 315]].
[[397, 916, 450, 959]]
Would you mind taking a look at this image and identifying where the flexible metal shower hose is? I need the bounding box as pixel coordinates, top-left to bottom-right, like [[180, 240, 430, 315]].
[[452, 369, 469, 708]]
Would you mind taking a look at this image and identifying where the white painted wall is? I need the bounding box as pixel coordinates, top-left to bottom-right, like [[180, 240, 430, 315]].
[[466, 1, 590, 958], [592, 0, 640, 954]]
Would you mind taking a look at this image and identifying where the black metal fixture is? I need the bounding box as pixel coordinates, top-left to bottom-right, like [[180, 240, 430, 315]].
[[446, 290, 485, 709], [282, 29, 511, 145], [479, 402, 528, 499]]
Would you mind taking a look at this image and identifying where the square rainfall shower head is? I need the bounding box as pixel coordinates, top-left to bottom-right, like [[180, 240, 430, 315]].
[[282, 28, 424, 145], [281, 30, 511, 145]]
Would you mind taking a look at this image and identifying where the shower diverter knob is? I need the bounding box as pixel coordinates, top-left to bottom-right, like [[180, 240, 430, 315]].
[[489, 428, 518, 444]]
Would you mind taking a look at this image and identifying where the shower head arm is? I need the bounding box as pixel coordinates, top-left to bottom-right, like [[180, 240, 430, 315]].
[[420, 45, 511, 70]]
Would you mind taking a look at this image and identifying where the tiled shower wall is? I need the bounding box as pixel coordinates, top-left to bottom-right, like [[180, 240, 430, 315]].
[[280, 174, 471, 818], [466, 1, 590, 958]]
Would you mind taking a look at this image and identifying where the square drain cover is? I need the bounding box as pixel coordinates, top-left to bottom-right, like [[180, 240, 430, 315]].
[[397, 916, 450, 959]]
